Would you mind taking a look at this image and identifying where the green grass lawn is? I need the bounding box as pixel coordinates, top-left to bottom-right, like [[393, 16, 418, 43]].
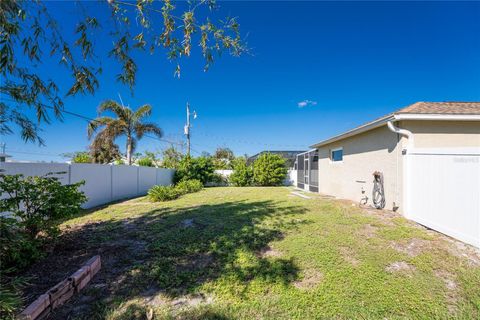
[[26, 187, 480, 319]]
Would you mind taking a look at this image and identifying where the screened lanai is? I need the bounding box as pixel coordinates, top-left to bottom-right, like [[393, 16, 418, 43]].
[[295, 149, 319, 192]]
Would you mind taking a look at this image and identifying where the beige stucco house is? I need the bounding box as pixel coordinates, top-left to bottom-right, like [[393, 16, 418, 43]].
[[296, 102, 480, 247]]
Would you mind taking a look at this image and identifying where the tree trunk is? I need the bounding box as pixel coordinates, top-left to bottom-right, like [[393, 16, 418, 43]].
[[126, 135, 132, 165]]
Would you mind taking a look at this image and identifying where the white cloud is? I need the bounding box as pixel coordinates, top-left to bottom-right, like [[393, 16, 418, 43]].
[[297, 100, 317, 108]]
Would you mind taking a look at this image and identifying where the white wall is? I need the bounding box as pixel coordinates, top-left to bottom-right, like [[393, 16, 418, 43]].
[[285, 169, 297, 186], [112, 165, 138, 201], [0, 162, 175, 209], [139, 166, 158, 194], [405, 148, 480, 248], [0, 163, 70, 184], [215, 169, 233, 178], [156, 168, 175, 186], [316, 125, 402, 212], [70, 163, 111, 208]]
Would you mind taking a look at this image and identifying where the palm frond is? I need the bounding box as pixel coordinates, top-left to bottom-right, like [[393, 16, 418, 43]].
[[97, 100, 127, 119], [101, 120, 126, 141], [133, 104, 152, 121], [134, 122, 163, 139], [87, 116, 114, 139]]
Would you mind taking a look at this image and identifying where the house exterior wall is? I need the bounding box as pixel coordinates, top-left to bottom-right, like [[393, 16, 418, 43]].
[[400, 120, 480, 148], [315, 120, 480, 214], [317, 125, 403, 212]]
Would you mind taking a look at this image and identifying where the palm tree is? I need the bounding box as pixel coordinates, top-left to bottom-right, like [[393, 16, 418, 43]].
[[88, 100, 162, 165]]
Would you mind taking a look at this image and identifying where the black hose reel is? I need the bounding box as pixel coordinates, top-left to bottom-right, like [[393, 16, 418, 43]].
[[372, 171, 386, 209]]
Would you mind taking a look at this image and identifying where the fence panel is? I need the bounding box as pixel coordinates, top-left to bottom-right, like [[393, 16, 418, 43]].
[[70, 163, 112, 208], [111, 165, 139, 201], [156, 168, 175, 186], [0, 162, 70, 183], [406, 148, 480, 247], [138, 166, 158, 194], [1, 163, 175, 209]]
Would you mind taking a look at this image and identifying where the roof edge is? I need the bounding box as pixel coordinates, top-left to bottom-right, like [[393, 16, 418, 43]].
[[309, 113, 480, 149], [310, 114, 394, 148]]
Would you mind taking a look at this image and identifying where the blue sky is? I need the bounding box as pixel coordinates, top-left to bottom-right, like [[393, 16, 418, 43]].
[[2, 1, 480, 162]]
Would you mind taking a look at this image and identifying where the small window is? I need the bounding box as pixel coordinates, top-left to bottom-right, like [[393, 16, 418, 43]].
[[331, 148, 343, 162]]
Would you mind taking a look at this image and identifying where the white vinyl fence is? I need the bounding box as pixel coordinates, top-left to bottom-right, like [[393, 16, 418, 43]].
[[0, 162, 175, 209], [405, 148, 480, 248], [285, 169, 297, 186]]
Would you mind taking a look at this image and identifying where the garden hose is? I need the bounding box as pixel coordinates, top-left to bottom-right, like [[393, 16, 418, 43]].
[[372, 171, 386, 209]]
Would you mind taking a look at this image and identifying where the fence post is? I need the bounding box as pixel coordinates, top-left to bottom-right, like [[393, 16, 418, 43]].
[[136, 166, 140, 196], [110, 165, 113, 202]]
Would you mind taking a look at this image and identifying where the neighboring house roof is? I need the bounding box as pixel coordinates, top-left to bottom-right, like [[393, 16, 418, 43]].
[[247, 150, 306, 167], [310, 101, 480, 148], [396, 101, 480, 115]]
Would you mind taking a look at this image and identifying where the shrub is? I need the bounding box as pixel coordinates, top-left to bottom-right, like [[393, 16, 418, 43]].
[[148, 185, 180, 202], [229, 157, 253, 186], [0, 173, 86, 317], [174, 156, 215, 185], [0, 173, 87, 241], [253, 153, 288, 186], [175, 179, 203, 195], [208, 172, 228, 186], [137, 157, 154, 167], [212, 147, 235, 170], [160, 147, 183, 169], [72, 151, 92, 163], [0, 217, 43, 271], [0, 270, 27, 320]]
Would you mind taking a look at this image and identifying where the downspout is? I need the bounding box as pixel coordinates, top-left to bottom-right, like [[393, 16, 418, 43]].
[[387, 119, 414, 217], [387, 120, 414, 151]]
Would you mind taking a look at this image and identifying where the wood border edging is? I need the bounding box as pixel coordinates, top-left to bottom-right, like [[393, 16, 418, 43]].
[[18, 255, 101, 320]]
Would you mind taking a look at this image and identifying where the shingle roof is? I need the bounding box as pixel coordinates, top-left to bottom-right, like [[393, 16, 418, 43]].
[[310, 101, 480, 148], [395, 102, 480, 115]]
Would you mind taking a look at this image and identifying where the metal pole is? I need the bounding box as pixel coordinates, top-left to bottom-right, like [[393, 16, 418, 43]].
[[186, 102, 191, 156]]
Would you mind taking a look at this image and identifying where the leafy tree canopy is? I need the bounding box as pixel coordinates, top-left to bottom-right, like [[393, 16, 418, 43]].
[[229, 157, 253, 186], [174, 155, 215, 185], [213, 147, 234, 161], [0, 0, 246, 145], [160, 146, 183, 169], [212, 147, 235, 169], [253, 153, 287, 186], [62, 151, 92, 163], [90, 135, 122, 164]]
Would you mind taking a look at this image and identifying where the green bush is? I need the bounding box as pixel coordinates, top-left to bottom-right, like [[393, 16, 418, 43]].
[[253, 153, 288, 186], [212, 147, 235, 170], [148, 185, 180, 202], [0, 173, 87, 241], [0, 269, 27, 320], [0, 218, 43, 271], [72, 151, 92, 163], [137, 157, 154, 167], [0, 173, 86, 318], [174, 156, 215, 185], [175, 179, 203, 195], [229, 157, 253, 186], [208, 172, 228, 186]]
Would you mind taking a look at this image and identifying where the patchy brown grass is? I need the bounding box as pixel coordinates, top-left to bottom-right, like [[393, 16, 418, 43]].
[[16, 187, 480, 319], [293, 268, 323, 290]]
